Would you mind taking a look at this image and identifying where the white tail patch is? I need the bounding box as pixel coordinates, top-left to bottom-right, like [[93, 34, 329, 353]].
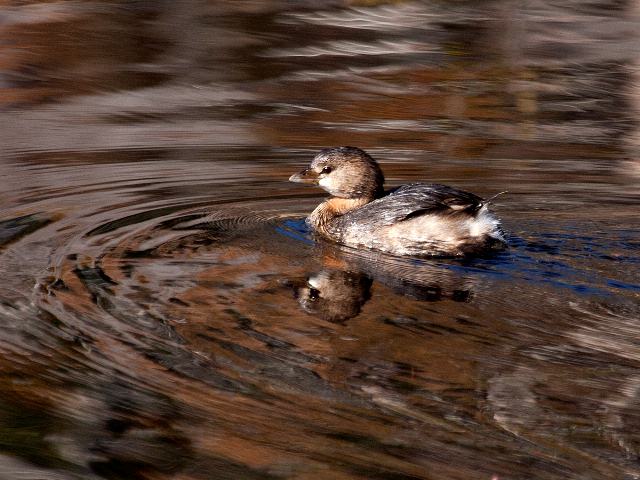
[[469, 207, 504, 240]]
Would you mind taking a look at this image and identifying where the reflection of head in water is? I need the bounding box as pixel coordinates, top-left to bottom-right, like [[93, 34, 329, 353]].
[[296, 269, 372, 323]]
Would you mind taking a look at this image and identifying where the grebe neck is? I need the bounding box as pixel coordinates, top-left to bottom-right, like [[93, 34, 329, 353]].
[[307, 197, 371, 232]]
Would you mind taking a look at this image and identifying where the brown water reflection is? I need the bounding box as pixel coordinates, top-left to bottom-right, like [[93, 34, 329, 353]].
[[1, 1, 640, 479]]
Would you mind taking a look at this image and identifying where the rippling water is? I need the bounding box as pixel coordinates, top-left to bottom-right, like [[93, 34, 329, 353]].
[[1, 1, 640, 479]]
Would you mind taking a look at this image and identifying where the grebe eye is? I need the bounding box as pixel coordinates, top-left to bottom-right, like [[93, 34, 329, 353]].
[[320, 166, 332, 174]]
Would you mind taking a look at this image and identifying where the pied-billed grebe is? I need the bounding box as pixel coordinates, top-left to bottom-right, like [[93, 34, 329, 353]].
[[289, 146, 506, 257]]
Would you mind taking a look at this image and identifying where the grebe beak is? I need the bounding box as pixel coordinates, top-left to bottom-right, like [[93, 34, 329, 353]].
[[289, 168, 319, 184]]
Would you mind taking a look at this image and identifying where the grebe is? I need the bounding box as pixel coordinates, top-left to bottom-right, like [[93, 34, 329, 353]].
[[289, 147, 505, 257]]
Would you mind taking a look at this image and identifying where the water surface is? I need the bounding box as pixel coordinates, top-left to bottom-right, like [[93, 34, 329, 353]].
[[1, 1, 639, 479]]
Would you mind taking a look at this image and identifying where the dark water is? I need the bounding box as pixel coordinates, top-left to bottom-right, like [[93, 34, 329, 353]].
[[1, 1, 640, 479]]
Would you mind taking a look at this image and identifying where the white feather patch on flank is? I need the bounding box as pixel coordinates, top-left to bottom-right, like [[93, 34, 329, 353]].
[[381, 215, 468, 251], [343, 207, 503, 256]]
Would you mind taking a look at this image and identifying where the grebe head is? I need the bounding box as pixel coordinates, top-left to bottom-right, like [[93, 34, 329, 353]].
[[289, 146, 384, 199]]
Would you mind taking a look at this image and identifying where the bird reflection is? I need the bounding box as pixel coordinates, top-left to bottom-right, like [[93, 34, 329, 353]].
[[294, 245, 474, 322], [296, 269, 372, 323]]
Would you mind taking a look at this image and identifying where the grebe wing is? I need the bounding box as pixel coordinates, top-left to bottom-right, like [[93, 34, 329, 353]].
[[344, 183, 484, 226]]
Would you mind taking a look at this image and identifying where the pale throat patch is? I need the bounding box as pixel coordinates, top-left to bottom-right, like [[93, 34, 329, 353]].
[[318, 176, 331, 189]]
